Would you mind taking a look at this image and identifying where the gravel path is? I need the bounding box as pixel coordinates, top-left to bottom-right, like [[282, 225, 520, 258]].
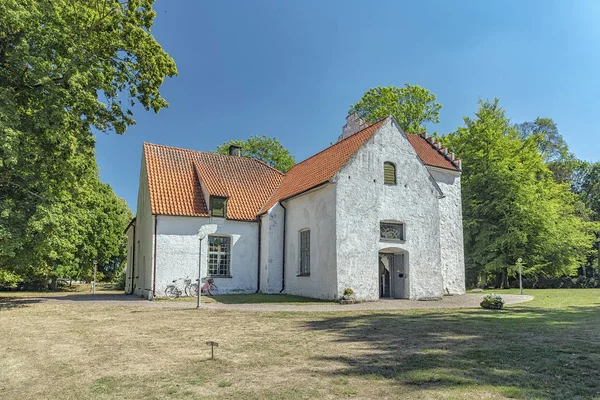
[[16, 293, 534, 312]]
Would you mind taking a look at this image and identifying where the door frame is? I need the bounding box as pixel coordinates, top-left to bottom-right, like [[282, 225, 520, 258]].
[[378, 249, 408, 299]]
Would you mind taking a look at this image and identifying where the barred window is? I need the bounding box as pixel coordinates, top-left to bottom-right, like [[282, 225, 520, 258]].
[[299, 230, 310, 276], [208, 236, 231, 277], [380, 222, 404, 241], [384, 162, 396, 185]]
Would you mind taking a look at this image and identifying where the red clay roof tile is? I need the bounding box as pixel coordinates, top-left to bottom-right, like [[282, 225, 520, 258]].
[[144, 143, 283, 220], [259, 120, 386, 213], [405, 134, 460, 171]]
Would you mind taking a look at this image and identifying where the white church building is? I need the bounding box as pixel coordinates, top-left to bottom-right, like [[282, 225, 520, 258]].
[[124, 115, 465, 301]]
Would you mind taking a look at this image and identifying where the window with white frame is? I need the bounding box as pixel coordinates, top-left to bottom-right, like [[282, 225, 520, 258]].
[[208, 235, 231, 277], [380, 222, 405, 241], [299, 229, 310, 276]]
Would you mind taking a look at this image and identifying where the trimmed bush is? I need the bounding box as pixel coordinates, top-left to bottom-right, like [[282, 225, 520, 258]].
[[480, 294, 504, 310], [343, 288, 354, 296]]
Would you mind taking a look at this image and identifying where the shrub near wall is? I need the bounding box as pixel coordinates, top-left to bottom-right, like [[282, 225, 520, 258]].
[[480, 294, 504, 309]]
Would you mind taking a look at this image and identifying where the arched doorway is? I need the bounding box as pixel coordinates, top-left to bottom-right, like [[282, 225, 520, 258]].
[[378, 248, 408, 299]]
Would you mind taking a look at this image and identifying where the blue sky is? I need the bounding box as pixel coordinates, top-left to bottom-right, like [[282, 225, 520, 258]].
[[95, 0, 600, 212]]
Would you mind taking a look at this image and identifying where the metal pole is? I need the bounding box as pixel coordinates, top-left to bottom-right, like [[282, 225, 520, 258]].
[[197, 238, 202, 309], [518, 257, 523, 295], [92, 260, 97, 294]]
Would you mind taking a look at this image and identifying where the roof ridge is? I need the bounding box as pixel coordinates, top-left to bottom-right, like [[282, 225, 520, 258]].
[[415, 133, 461, 170], [285, 117, 387, 174], [144, 142, 285, 173], [252, 158, 285, 176]]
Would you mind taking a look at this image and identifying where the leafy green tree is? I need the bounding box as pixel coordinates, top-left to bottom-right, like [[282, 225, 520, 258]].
[[515, 118, 578, 183], [348, 84, 442, 134], [216, 135, 295, 172], [443, 99, 595, 287], [572, 161, 600, 273], [0, 0, 174, 287]]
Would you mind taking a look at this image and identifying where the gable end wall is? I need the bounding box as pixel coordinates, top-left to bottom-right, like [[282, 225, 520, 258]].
[[335, 118, 443, 300], [428, 168, 466, 294]]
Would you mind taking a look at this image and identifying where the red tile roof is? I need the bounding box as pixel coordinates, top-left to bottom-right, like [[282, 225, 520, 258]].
[[143, 117, 460, 219], [259, 120, 385, 213], [144, 143, 283, 220], [405, 134, 460, 171]]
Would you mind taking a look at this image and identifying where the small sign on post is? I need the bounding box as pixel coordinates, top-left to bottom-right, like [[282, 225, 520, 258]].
[[206, 341, 218, 360]]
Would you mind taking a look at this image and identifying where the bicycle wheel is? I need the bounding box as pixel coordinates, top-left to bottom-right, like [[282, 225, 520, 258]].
[[185, 283, 198, 297], [164, 286, 178, 299], [207, 283, 219, 296]]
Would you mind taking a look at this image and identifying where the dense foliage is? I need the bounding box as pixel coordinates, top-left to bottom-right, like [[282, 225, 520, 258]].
[[216, 135, 296, 172], [443, 99, 598, 286], [0, 0, 175, 287], [349, 84, 442, 134]]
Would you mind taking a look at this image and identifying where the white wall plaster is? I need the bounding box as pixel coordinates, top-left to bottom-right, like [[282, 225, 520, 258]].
[[282, 184, 338, 299], [125, 224, 135, 294], [429, 168, 466, 294], [260, 203, 284, 294], [335, 118, 443, 300], [154, 216, 259, 297], [133, 154, 155, 299]]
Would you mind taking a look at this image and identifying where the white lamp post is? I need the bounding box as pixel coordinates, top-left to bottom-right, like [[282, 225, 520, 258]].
[[197, 225, 217, 309]]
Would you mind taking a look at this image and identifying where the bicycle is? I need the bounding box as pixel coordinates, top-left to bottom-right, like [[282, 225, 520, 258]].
[[187, 277, 219, 296], [164, 277, 197, 299]]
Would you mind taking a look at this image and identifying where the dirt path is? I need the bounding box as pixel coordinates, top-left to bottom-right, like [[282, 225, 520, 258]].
[[7, 293, 534, 312]]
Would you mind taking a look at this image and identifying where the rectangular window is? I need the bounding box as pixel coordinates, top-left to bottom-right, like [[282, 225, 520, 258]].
[[210, 196, 227, 217], [208, 236, 231, 277], [380, 222, 404, 241], [299, 230, 310, 276]]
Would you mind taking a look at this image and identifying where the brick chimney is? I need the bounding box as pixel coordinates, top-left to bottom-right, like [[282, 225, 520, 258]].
[[228, 145, 242, 157], [338, 113, 369, 141]]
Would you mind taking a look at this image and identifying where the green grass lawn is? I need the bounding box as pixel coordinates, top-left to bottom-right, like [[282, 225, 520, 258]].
[[0, 289, 599, 399]]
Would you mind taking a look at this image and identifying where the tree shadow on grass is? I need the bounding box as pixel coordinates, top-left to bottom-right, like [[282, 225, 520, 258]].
[[0, 297, 41, 310], [303, 306, 600, 399], [39, 293, 138, 302]]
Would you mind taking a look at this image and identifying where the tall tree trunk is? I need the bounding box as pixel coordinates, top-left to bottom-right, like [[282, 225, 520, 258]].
[[494, 272, 502, 289]]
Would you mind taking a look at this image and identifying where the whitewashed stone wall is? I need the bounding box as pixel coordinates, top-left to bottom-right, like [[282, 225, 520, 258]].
[[153, 216, 259, 297], [429, 168, 466, 294], [260, 204, 284, 294], [125, 225, 135, 294], [335, 118, 443, 300], [282, 184, 338, 299], [134, 154, 155, 299]]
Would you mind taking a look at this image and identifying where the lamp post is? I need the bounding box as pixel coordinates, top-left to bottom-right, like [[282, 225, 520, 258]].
[[517, 257, 523, 295], [196, 225, 217, 309], [197, 233, 206, 309], [92, 260, 98, 294]]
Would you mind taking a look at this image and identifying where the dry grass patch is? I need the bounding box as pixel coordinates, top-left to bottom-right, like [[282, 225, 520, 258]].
[[0, 289, 599, 399]]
